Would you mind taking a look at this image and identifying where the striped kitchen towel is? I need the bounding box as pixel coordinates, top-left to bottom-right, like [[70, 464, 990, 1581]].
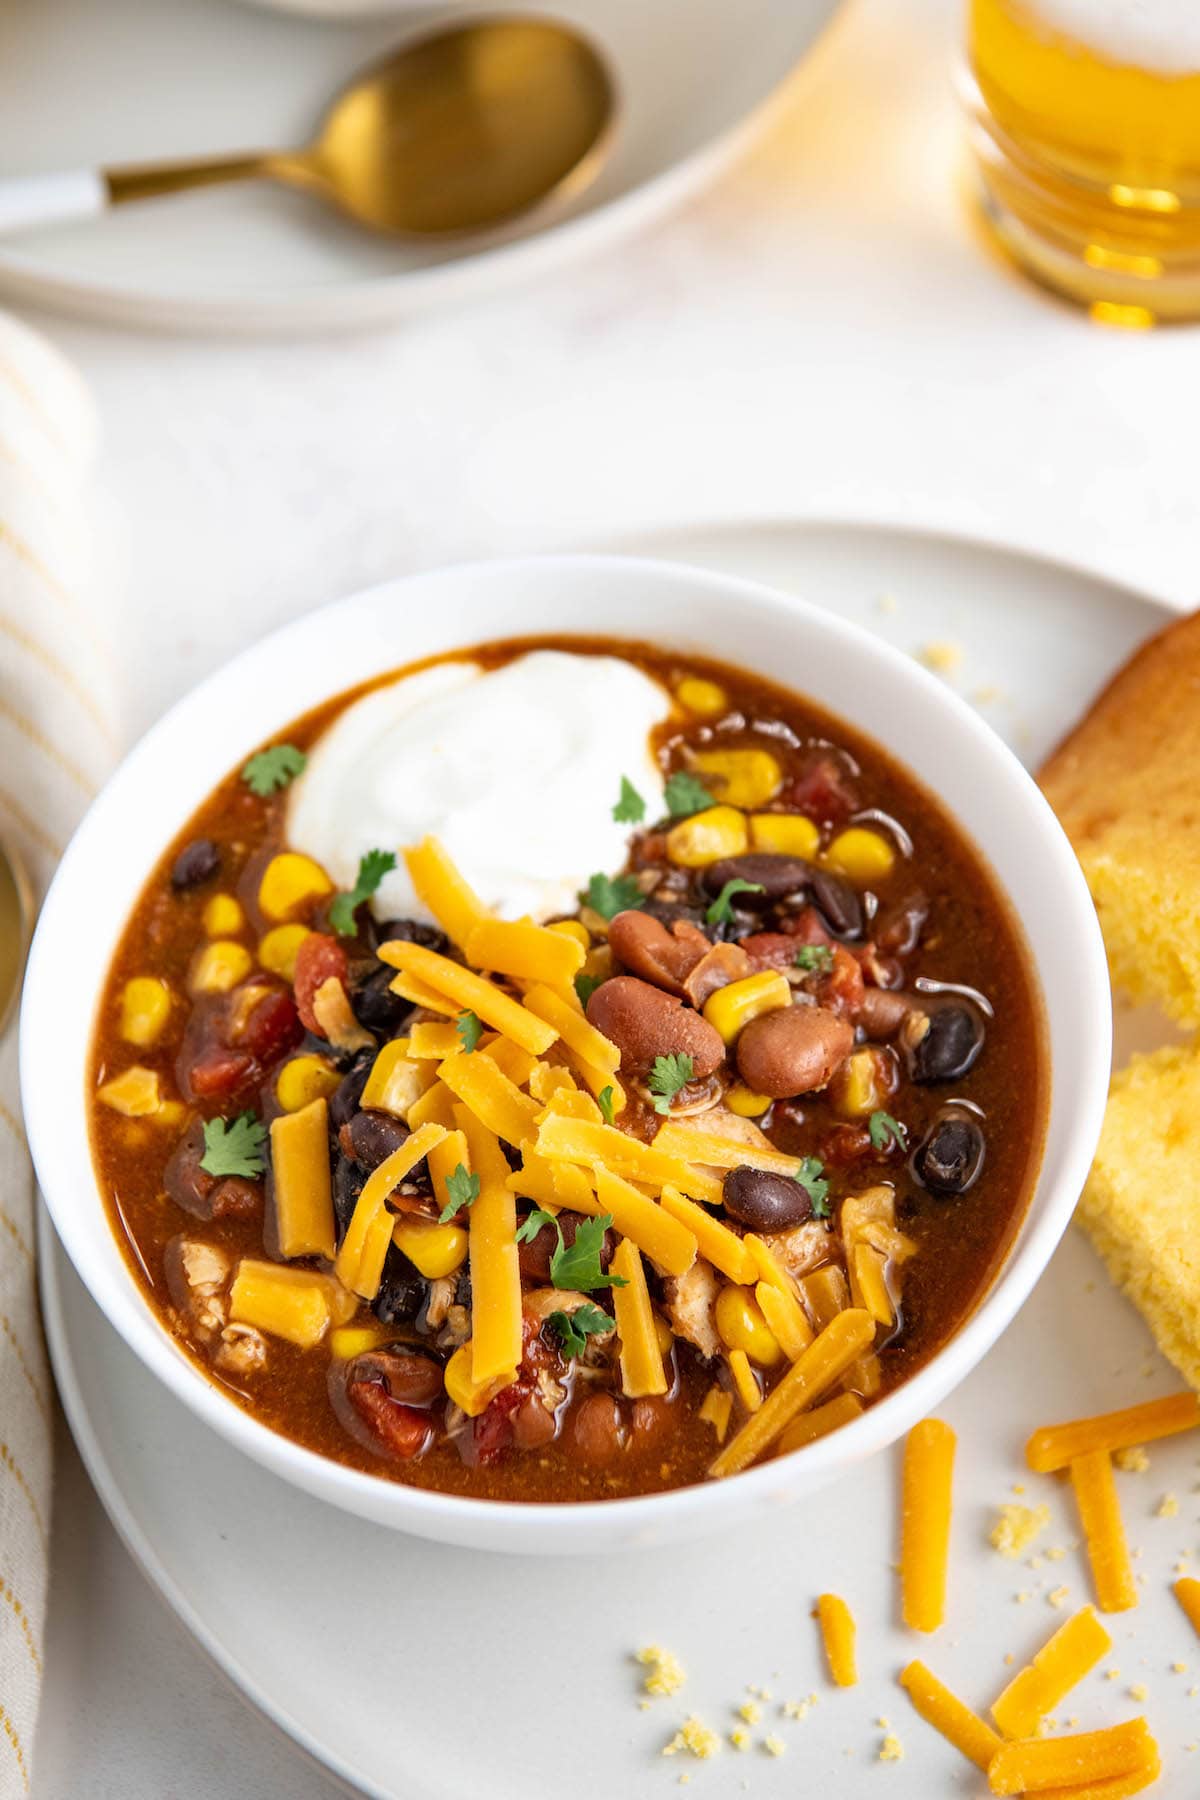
[[0, 309, 109, 1795]]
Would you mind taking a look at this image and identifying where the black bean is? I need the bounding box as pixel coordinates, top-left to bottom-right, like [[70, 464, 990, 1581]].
[[371, 917, 449, 957], [352, 964, 413, 1035], [329, 1051, 374, 1129], [163, 1119, 215, 1217], [342, 1108, 409, 1171], [914, 1114, 986, 1195], [373, 1250, 426, 1325], [641, 898, 709, 931], [333, 1152, 365, 1241], [809, 868, 864, 939], [170, 838, 220, 891], [700, 854, 813, 904], [910, 1004, 986, 1083], [722, 1165, 814, 1232]]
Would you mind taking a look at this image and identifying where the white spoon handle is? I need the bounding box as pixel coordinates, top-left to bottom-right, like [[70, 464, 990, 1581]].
[[0, 170, 108, 236]]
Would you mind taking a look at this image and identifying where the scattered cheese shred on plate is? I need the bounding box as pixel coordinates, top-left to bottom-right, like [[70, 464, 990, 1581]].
[[899, 1661, 1001, 1772], [991, 1502, 1051, 1559], [1070, 1450, 1139, 1614], [1025, 1393, 1199, 1474], [816, 1593, 857, 1688], [990, 1605, 1112, 1740], [1175, 1576, 1200, 1638], [901, 1419, 956, 1633], [987, 1717, 1157, 1797], [636, 1645, 686, 1698]]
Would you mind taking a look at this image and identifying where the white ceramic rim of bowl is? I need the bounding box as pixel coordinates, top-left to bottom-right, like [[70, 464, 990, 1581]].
[[21, 552, 1112, 1552]]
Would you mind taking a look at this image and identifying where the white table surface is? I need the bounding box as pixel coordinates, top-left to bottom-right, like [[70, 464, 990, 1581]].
[[23, 0, 1200, 1791]]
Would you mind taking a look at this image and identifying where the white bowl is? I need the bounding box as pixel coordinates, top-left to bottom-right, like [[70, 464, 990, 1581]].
[[22, 554, 1111, 1553]]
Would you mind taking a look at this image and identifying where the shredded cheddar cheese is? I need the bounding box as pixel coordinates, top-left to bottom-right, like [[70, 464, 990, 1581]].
[[612, 1238, 668, 1398], [899, 1661, 1001, 1771], [816, 1594, 857, 1687], [1070, 1450, 1138, 1613], [987, 1717, 1157, 1796], [990, 1606, 1112, 1739], [1025, 1393, 1199, 1473]]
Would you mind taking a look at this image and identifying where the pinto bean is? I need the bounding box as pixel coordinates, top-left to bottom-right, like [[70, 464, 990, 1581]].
[[586, 976, 725, 1077], [722, 1165, 814, 1231], [735, 1004, 854, 1098], [855, 986, 915, 1039], [350, 1348, 444, 1407], [608, 909, 710, 995], [510, 1393, 558, 1451], [572, 1392, 625, 1466], [701, 854, 813, 904]]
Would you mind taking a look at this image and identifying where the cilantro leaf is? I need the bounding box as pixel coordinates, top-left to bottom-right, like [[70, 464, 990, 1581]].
[[597, 1084, 616, 1127], [664, 771, 715, 818], [329, 847, 397, 936], [547, 1303, 614, 1359], [584, 871, 644, 921], [868, 1109, 909, 1154], [612, 776, 646, 825], [200, 1112, 267, 1179], [794, 944, 834, 974], [796, 1155, 831, 1218], [550, 1213, 628, 1292], [455, 1010, 483, 1053], [575, 971, 603, 1008], [706, 877, 766, 926], [439, 1163, 480, 1223], [647, 1052, 694, 1115], [515, 1207, 558, 1245], [241, 744, 307, 797]]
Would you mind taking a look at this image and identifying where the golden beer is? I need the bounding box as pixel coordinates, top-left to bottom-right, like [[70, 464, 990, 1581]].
[[966, 0, 1200, 320]]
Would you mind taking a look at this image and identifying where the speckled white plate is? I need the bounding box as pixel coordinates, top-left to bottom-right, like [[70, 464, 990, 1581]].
[[39, 523, 1200, 1797], [0, 0, 842, 333]]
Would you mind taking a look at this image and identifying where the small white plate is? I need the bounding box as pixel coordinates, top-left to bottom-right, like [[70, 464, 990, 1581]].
[[0, 0, 841, 333], [40, 524, 1200, 1797]]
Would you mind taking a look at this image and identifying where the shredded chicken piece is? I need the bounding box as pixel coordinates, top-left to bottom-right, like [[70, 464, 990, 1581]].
[[440, 1303, 471, 1348], [312, 976, 374, 1053], [681, 942, 753, 1008], [425, 1275, 455, 1330], [758, 1221, 833, 1280], [174, 1238, 230, 1340], [523, 1287, 616, 1326], [216, 1321, 267, 1375], [663, 1257, 721, 1359]]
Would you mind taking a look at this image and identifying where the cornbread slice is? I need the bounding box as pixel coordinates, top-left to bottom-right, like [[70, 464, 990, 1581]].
[[1078, 1043, 1200, 1388], [1040, 610, 1200, 1027]]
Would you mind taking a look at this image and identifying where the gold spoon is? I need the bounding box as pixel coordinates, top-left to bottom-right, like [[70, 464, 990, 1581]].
[[0, 839, 32, 1039], [0, 18, 615, 240]]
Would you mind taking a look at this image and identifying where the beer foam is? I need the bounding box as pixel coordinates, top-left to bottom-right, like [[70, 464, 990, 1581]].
[[1025, 0, 1200, 74]]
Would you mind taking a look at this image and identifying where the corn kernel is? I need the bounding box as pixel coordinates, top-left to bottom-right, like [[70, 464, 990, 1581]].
[[445, 1342, 510, 1417], [258, 922, 312, 980], [691, 748, 782, 811], [97, 1066, 163, 1116], [202, 893, 244, 937], [654, 1312, 674, 1358], [329, 1324, 390, 1361], [549, 919, 591, 951], [726, 1082, 772, 1118], [824, 827, 895, 887], [391, 1217, 468, 1279], [189, 939, 254, 995], [276, 1054, 341, 1113], [361, 1039, 430, 1119], [676, 676, 727, 718], [703, 971, 791, 1044], [666, 805, 748, 868], [119, 976, 172, 1047], [715, 1285, 782, 1366], [749, 813, 821, 859], [258, 851, 333, 922], [830, 1047, 892, 1119]]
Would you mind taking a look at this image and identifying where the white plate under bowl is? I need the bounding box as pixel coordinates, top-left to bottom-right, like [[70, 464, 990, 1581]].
[[37, 523, 1193, 1798], [0, 0, 842, 333]]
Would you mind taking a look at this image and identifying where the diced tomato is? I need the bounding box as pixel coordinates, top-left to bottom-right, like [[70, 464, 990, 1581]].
[[817, 945, 866, 1015], [186, 1046, 255, 1098], [239, 986, 302, 1063], [348, 1380, 434, 1461], [777, 906, 835, 946], [471, 1382, 528, 1466], [779, 754, 859, 827], [293, 933, 349, 1035], [738, 931, 802, 972]]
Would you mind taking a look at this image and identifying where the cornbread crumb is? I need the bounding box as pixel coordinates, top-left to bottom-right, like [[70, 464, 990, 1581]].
[[738, 1702, 761, 1725], [662, 1718, 721, 1760], [1190, 1685, 1199, 1697], [1106, 1668, 1121, 1681], [763, 1736, 786, 1758], [1048, 1585, 1070, 1608], [1016, 1590, 1032, 1604], [1004, 1653, 1015, 1666], [877, 1717, 890, 1729], [1130, 1684, 1148, 1701], [1013, 1483, 1026, 1495], [1158, 1492, 1180, 1518], [972, 683, 1005, 705], [637, 1645, 686, 1697], [1046, 1546, 1067, 1561], [729, 1728, 750, 1752], [1114, 1447, 1148, 1473], [879, 1734, 904, 1762], [877, 592, 898, 615], [1173, 1662, 1189, 1674], [918, 641, 963, 676], [782, 1699, 811, 1721]]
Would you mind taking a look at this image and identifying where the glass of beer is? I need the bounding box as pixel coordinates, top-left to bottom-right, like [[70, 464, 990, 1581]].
[[964, 0, 1200, 321]]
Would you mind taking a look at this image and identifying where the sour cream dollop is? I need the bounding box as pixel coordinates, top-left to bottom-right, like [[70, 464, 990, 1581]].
[[287, 650, 672, 925]]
